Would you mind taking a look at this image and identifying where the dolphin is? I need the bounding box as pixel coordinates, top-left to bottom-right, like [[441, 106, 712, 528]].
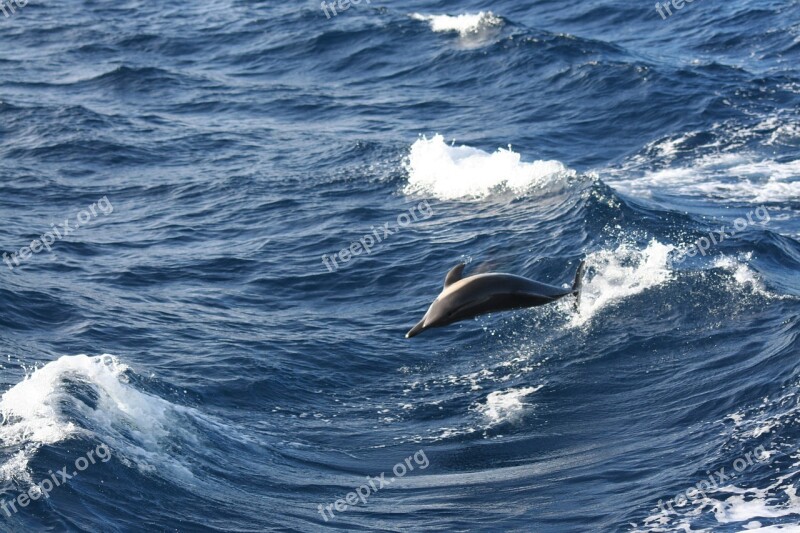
[[405, 259, 586, 338]]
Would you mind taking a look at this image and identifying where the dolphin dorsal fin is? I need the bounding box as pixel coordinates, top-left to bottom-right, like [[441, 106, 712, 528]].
[[444, 263, 466, 288]]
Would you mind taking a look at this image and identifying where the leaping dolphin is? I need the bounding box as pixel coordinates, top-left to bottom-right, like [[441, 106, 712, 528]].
[[405, 259, 586, 338]]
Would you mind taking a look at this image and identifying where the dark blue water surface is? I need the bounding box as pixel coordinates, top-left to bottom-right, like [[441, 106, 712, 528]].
[[0, 0, 799, 531]]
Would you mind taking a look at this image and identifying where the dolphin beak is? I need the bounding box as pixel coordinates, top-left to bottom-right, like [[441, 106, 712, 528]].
[[405, 319, 426, 339]]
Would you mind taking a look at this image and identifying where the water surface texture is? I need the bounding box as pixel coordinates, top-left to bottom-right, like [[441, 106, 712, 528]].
[[0, 1, 799, 531]]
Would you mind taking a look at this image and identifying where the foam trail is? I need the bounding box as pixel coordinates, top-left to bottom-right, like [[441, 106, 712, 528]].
[[609, 153, 800, 203], [404, 134, 574, 200], [569, 241, 674, 327]]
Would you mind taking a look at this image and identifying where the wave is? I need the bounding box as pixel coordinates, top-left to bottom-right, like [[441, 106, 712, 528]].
[[403, 134, 576, 200], [0, 355, 215, 486]]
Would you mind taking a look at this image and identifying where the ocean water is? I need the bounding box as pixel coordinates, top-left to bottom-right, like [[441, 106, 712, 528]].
[[0, 0, 798, 531]]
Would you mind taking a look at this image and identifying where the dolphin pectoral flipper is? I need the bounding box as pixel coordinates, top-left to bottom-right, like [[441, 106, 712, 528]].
[[406, 318, 426, 339]]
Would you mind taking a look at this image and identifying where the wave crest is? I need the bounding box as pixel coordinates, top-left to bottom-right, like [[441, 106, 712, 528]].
[[410, 12, 503, 37], [0, 355, 205, 484], [403, 134, 575, 200]]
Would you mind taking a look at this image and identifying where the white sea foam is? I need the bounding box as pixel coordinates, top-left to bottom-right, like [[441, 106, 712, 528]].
[[713, 487, 800, 524], [569, 240, 674, 327], [475, 385, 543, 424], [410, 11, 503, 37], [0, 354, 205, 484], [567, 242, 782, 329], [403, 134, 575, 200], [752, 116, 800, 146], [634, 387, 800, 531], [712, 254, 769, 295], [742, 525, 800, 533], [638, 483, 800, 532], [609, 153, 800, 203]]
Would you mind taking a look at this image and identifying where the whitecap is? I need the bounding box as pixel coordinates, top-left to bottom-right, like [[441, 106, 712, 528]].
[[410, 11, 503, 37], [403, 134, 575, 200], [0, 354, 212, 484]]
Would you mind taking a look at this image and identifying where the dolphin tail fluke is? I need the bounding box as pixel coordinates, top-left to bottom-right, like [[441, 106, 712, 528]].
[[572, 259, 587, 310]]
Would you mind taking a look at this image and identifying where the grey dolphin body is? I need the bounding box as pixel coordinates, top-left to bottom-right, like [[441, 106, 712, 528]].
[[405, 260, 586, 338]]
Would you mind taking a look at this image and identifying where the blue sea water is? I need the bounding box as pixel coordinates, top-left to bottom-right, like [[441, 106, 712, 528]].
[[0, 0, 799, 531]]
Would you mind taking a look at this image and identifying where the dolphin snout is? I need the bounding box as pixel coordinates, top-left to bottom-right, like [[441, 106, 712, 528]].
[[405, 319, 426, 339]]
